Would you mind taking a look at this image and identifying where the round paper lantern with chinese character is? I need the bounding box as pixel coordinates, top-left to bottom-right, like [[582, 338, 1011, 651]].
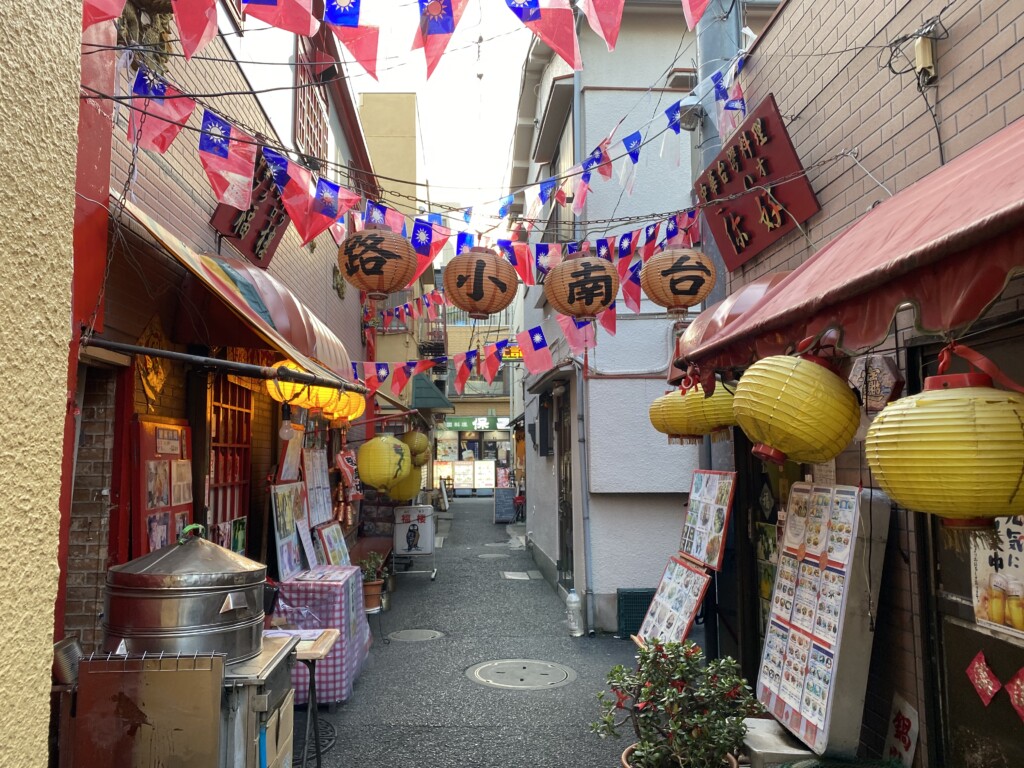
[[357, 435, 411, 491], [544, 256, 619, 320], [337, 226, 417, 300], [865, 373, 1024, 526], [442, 248, 518, 319], [640, 249, 716, 313], [266, 360, 309, 403], [388, 465, 422, 502], [733, 355, 859, 465], [649, 384, 736, 443], [400, 430, 429, 455]]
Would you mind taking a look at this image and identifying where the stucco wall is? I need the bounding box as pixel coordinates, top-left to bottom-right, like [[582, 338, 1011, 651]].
[[0, 0, 79, 765]]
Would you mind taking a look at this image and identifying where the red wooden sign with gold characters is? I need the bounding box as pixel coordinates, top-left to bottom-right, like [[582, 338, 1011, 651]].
[[694, 94, 820, 272]]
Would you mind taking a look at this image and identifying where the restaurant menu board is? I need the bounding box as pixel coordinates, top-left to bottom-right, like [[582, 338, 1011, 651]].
[[303, 449, 333, 527], [474, 460, 496, 489], [679, 470, 737, 570], [271, 482, 308, 581], [453, 461, 475, 489], [757, 483, 861, 753], [638, 556, 711, 645], [433, 461, 454, 489]]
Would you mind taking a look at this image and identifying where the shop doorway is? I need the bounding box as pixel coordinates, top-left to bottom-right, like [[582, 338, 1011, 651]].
[[556, 394, 574, 589]]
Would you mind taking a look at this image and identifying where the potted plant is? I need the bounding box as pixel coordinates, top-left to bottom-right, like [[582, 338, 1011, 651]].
[[592, 640, 761, 768], [358, 551, 386, 611]]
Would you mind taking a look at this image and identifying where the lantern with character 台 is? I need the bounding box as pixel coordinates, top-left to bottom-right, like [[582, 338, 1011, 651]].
[[640, 249, 716, 313], [443, 247, 518, 319], [544, 256, 619, 320], [337, 226, 417, 300]]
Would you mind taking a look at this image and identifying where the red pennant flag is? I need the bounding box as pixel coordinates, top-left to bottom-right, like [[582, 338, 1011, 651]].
[[482, 341, 508, 385], [572, 175, 590, 216], [198, 111, 256, 210], [517, 325, 554, 375], [398, 305, 407, 325], [128, 70, 196, 154], [384, 207, 407, 235], [382, 311, 393, 331], [556, 314, 596, 356], [681, 0, 711, 30], [279, 164, 335, 246], [554, 179, 569, 207], [83, 0, 127, 29], [622, 261, 643, 314], [412, 0, 469, 78], [616, 229, 639, 283], [242, 0, 319, 36], [172, 0, 217, 60], [409, 299, 422, 320], [452, 351, 477, 395], [392, 359, 437, 395], [431, 289, 446, 307], [579, 0, 625, 52], [598, 302, 617, 336], [423, 295, 438, 321], [330, 25, 380, 81], [594, 138, 614, 180], [359, 361, 390, 397], [642, 222, 661, 262], [519, 0, 581, 70]]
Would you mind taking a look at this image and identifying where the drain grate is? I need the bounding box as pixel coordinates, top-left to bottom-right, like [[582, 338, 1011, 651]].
[[483, 542, 509, 548], [465, 659, 577, 690], [293, 716, 336, 762], [387, 629, 445, 642], [478, 553, 509, 559]]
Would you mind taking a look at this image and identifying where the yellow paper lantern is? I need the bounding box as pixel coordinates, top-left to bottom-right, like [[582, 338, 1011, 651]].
[[303, 385, 344, 411], [733, 355, 859, 465], [640, 249, 717, 313], [357, 436, 411, 490], [325, 392, 366, 422], [266, 360, 309, 403], [442, 248, 518, 319], [337, 226, 417, 300], [543, 256, 619, 320], [650, 384, 736, 443], [865, 373, 1024, 523], [388, 465, 423, 502], [412, 449, 430, 468], [400, 430, 429, 455]]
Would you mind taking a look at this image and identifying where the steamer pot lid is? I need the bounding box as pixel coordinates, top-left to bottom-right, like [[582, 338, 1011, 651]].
[[107, 534, 266, 589]]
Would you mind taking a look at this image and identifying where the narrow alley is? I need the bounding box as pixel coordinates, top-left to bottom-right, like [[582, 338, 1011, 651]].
[[301, 497, 638, 767]]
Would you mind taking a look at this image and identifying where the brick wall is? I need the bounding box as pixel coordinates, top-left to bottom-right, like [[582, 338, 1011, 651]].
[[64, 368, 116, 652]]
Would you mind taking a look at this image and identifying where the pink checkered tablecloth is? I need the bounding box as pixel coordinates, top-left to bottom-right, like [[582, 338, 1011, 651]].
[[278, 565, 371, 704]]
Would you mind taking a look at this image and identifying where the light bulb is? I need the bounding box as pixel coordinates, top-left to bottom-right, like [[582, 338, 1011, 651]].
[[279, 421, 296, 441]]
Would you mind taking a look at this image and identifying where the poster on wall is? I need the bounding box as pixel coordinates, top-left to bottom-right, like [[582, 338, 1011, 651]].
[[433, 461, 454, 489], [316, 521, 351, 566], [303, 449, 333, 527], [277, 427, 304, 483], [756, 483, 862, 754], [678, 470, 736, 570], [271, 482, 306, 581], [637, 555, 711, 645], [971, 515, 1024, 639], [453, 461, 475, 489], [436, 437, 458, 461], [133, 418, 192, 557]]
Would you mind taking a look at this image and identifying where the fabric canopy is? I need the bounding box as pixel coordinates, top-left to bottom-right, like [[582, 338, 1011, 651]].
[[676, 118, 1024, 378], [119, 198, 355, 388]]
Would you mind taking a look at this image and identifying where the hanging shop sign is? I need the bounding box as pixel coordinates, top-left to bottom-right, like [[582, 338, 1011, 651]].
[[694, 94, 820, 272], [211, 156, 288, 268], [502, 344, 523, 361], [444, 416, 511, 431]]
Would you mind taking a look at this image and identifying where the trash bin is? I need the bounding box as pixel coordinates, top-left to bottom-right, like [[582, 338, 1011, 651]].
[[394, 505, 435, 556]]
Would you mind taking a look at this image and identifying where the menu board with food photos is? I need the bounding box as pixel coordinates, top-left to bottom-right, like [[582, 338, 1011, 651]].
[[679, 470, 737, 571], [757, 483, 861, 753], [637, 555, 712, 645]]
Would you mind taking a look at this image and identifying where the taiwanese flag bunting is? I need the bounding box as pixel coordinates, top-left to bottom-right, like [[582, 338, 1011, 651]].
[[586, 138, 614, 180], [330, 219, 347, 245], [452, 350, 478, 395], [128, 68, 196, 154], [554, 178, 570, 207], [572, 172, 591, 216], [456, 231, 475, 254], [412, 0, 468, 78], [539, 177, 557, 206], [397, 305, 407, 325], [516, 325, 554, 375], [423, 294, 438, 321], [556, 314, 596, 355], [595, 236, 616, 262], [403, 303, 412, 321], [354, 361, 390, 396], [409, 218, 450, 285], [242, 0, 320, 36], [641, 222, 661, 262], [382, 311, 393, 331], [198, 110, 256, 210], [431, 289, 446, 307], [324, 0, 380, 80], [83, 0, 127, 29], [482, 340, 509, 385], [578, 0, 625, 52], [314, 177, 361, 222], [665, 213, 680, 245], [618, 129, 642, 195], [598, 301, 617, 335], [661, 100, 683, 167], [171, 0, 217, 60], [498, 239, 534, 286], [616, 229, 638, 282], [622, 260, 643, 314], [565, 242, 581, 256], [504, 0, 581, 70], [681, 0, 711, 31], [535, 243, 562, 280], [409, 299, 422, 320], [680, 209, 700, 246], [390, 359, 437, 396]]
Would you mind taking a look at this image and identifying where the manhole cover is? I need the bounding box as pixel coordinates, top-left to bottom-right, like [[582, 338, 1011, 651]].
[[293, 716, 336, 761], [478, 553, 509, 559], [465, 659, 577, 690], [388, 629, 445, 642]]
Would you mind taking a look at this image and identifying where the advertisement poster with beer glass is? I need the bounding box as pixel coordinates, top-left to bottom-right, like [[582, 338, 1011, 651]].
[[971, 515, 1024, 638]]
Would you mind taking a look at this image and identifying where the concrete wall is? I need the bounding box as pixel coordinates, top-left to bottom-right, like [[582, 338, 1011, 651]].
[[0, 0, 79, 764], [359, 93, 419, 219]]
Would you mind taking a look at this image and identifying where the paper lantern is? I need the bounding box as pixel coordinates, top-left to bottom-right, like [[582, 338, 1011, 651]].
[[388, 465, 422, 502], [303, 384, 344, 411], [649, 384, 736, 443], [325, 392, 366, 423], [400, 430, 430, 455], [640, 249, 716, 313], [733, 355, 859, 465], [865, 373, 1024, 524], [543, 256, 619, 319], [442, 248, 518, 319], [412, 449, 430, 468], [357, 436, 411, 490], [265, 360, 309, 403], [337, 226, 417, 300]]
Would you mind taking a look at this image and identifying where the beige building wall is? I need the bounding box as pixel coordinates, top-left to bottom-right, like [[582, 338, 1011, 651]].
[[359, 93, 419, 219], [0, 1, 79, 766]]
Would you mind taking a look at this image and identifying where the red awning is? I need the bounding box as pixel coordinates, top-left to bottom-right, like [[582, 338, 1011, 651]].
[[677, 118, 1024, 375]]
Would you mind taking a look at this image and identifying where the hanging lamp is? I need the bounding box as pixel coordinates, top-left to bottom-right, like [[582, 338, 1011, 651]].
[[442, 247, 518, 319], [649, 383, 736, 443], [337, 226, 417, 300], [639, 248, 716, 313], [265, 360, 309, 404], [543, 256, 619, 320], [357, 435, 411, 491]]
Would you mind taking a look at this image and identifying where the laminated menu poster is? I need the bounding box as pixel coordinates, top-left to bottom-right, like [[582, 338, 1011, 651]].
[[637, 556, 711, 645], [756, 483, 861, 753], [303, 449, 333, 527], [679, 470, 737, 570]]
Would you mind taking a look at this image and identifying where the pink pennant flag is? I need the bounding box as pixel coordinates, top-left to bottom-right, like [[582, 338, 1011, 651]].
[[681, 0, 711, 30], [410, 298, 422, 320], [384, 208, 407, 235], [622, 261, 643, 314], [412, 0, 469, 78], [517, 326, 554, 375], [512, 0, 581, 70], [128, 69, 196, 154], [431, 289, 446, 307], [579, 0, 625, 52], [616, 229, 640, 283], [330, 25, 380, 81], [641, 222, 661, 262], [330, 219, 347, 245], [390, 360, 436, 396], [172, 0, 217, 60], [242, 0, 320, 36], [382, 311, 393, 331], [556, 314, 596, 355], [481, 342, 505, 385], [452, 350, 477, 395], [198, 110, 256, 210], [572, 176, 590, 216], [424, 295, 438, 321], [279, 164, 326, 246], [598, 301, 617, 336], [83, 0, 127, 29]]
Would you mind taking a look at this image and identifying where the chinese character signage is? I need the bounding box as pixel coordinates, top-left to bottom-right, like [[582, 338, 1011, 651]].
[[502, 344, 523, 361], [971, 515, 1024, 638], [211, 156, 288, 267], [444, 416, 511, 431], [882, 693, 919, 767], [694, 94, 820, 272]]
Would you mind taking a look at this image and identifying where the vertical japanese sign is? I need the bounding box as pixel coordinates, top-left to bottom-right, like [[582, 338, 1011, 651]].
[[694, 94, 820, 271], [971, 515, 1024, 638]]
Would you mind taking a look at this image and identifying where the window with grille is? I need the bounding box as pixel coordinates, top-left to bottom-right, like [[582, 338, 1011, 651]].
[[209, 377, 252, 532], [294, 36, 329, 168]]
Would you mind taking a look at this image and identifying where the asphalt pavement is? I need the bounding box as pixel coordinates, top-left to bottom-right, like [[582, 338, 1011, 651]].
[[304, 495, 639, 768]]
